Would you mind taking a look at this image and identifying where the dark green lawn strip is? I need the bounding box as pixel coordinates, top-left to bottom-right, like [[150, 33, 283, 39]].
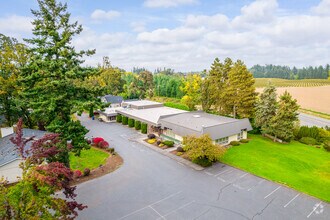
[[221, 134, 330, 202]]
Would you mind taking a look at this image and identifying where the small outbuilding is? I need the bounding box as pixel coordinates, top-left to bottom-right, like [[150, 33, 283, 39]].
[[101, 95, 123, 107]]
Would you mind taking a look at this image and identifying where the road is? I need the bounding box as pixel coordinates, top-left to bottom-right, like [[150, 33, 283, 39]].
[[76, 115, 329, 220], [299, 113, 330, 128]]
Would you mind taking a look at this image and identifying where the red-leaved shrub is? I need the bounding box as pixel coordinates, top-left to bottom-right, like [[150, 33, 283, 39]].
[[98, 140, 109, 149], [74, 170, 82, 178], [83, 168, 90, 176], [92, 137, 104, 145]]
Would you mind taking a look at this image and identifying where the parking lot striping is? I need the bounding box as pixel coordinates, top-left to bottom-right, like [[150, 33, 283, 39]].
[[264, 186, 281, 199], [117, 191, 182, 219], [247, 179, 265, 191], [156, 200, 195, 219], [284, 193, 300, 208], [149, 191, 182, 206], [215, 169, 233, 177], [149, 206, 166, 220], [307, 202, 322, 218], [239, 173, 248, 179], [233, 184, 244, 190], [204, 171, 214, 176], [217, 177, 226, 182]]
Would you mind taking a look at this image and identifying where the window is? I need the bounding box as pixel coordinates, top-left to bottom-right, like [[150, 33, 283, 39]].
[[238, 130, 244, 140], [216, 137, 229, 145]]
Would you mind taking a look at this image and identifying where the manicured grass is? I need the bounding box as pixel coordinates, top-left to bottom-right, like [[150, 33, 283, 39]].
[[221, 134, 330, 202], [70, 147, 109, 172]]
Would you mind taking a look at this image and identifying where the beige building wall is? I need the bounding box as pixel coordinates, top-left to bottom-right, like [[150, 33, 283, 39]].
[[0, 159, 23, 183]]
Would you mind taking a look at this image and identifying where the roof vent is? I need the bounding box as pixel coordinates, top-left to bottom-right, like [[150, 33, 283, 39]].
[[193, 115, 201, 118]]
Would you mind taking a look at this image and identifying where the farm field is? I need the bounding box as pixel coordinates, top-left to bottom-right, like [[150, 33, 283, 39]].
[[254, 78, 330, 88], [256, 85, 330, 114], [221, 134, 330, 202]]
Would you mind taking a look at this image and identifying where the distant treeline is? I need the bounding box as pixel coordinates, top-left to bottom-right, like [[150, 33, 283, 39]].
[[250, 64, 330, 79]]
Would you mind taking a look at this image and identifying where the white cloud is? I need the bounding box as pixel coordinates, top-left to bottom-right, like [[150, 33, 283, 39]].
[[74, 0, 330, 71], [5, 0, 330, 71], [311, 0, 330, 16], [0, 15, 32, 38], [130, 21, 146, 32], [144, 0, 198, 8], [137, 27, 205, 44], [91, 9, 121, 21], [232, 0, 278, 28]]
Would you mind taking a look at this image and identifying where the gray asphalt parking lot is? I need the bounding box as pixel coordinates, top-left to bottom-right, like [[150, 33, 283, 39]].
[[76, 115, 329, 220]]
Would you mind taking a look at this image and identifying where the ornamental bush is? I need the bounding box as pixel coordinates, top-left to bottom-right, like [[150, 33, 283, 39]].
[[116, 115, 122, 123], [98, 140, 109, 149], [163, 140, 174, 147], [93, 137, 104, 145], [295, 126, 320, 141], [141, 123, 147, 134], [192, 157, 213, 167], [147, 133, 156, 139], [147, 139, 156, 144], [128, 118, 135, 127], [73, 170, 82, 178], [182, 134, 226, 166], [299, 137, 317, 145], [230, 141, 240, 146], [122, 116, 128, 125], [135, 120, 141, 130], [240, 139, 249, 143], [324, 140, 330, 152], [83, 168, 90, 176]]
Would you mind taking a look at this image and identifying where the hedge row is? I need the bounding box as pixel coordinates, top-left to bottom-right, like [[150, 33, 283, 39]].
[[141, 123, 148, 134], [122, 116, 128, 125], [135, 120, 141, 130], [117, 114, 147, 134], [116, 115, 122, 123], [128, 118, 135, 127]]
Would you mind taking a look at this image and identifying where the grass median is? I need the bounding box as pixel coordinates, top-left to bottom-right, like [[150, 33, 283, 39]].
[[70, 147, 109, 172]]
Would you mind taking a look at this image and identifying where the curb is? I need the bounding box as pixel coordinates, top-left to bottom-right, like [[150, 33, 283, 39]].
[[135, 138, 205, 171]]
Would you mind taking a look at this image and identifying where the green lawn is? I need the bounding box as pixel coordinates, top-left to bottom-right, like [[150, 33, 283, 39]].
[[70, 147, 109, 172], [221, 134, 330, 202]]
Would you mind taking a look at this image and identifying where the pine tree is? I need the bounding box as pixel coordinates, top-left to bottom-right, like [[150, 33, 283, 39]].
[[255, 82, 277, 133], [269, 91, 299, 141], [223, 60, 257, 118], [22, 0, 97, 157]]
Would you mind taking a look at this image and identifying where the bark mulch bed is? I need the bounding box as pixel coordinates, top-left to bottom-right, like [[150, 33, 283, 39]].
[[70, 153, 123, 186]]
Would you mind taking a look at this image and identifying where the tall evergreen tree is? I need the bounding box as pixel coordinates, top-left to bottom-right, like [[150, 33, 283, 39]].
[[21, 0, 97, 158], [269, 91, 299, 141], [255, 82, 277, 133], [223, 60, 257, 118]]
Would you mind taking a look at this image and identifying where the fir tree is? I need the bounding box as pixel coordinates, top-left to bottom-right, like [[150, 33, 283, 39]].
[[255, 82, 277, 133], [269, 91, 299, 141], [21, 0, 97, 157]]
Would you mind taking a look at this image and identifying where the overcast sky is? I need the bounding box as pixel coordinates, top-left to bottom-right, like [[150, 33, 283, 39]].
[[1, 0, 329, 71]]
